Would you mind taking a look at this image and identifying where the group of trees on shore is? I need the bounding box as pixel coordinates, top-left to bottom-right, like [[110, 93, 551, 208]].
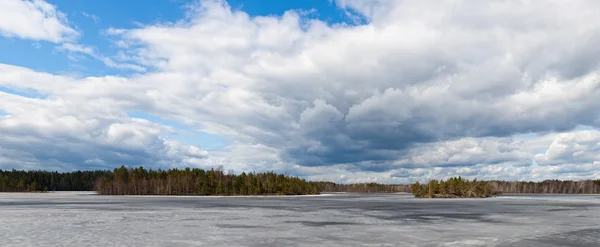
[[316, 182, 411, 193], [96, 166, 320, 195], [411, 178, 600, 198], [0, 169, 105, 192], [411, 177, 502, 198]]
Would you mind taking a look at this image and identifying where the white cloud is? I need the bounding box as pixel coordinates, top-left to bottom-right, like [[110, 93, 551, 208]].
[[81, 12, 100, 23], [56, 43, 147, 72], [0, 0, 78, 43], [0, 90, 208, 171], [535, 130, 600, 166], [2, 0, 600, 181]]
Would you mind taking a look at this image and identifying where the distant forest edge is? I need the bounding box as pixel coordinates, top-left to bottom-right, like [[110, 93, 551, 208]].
[[412, 177, 502, 198], [0, 169, 104, 192], [1, 166, 600, 195]]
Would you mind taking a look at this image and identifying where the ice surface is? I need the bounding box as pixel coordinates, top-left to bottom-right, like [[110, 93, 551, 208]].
[[1, 192, 599, 246]]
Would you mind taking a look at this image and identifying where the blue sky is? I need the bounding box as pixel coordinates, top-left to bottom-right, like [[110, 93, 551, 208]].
[[1, 0, 355, 77], [1, 0, 600, 182], [128, 110, 229, 150]]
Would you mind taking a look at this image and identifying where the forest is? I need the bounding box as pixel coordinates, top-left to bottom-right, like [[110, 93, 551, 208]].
[[1, 167, 600, 196], [96, 166, 320, 195], [489, 180, 600, 194], [316, 182, 410, 193], [411, 177, 502, 198], [0, 169, 105, 192]]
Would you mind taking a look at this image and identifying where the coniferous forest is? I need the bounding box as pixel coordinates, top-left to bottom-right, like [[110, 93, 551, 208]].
[[96, 166, 320, 195], [411, 177, 502, 198], [0, 169, 105, 192], [1, 167, 600, 196], [411, 178, 600, 198]]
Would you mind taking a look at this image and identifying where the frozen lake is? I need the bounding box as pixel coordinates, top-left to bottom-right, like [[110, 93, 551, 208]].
[[1, 192, 599, 246]]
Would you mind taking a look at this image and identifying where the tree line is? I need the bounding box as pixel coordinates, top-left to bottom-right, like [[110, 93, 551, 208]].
[[410, 178, 600, 197], [96, 166, 320, 195], [0, 169, 105, 192], [2, 167, 600, 195], [489, 180, 600, 194], [316, 182, 411, 193], [317, 179, 600, 195], [411, 177, 502, 198]]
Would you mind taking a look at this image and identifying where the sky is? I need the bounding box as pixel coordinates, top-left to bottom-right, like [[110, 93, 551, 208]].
[[1, 0, 600, 183]]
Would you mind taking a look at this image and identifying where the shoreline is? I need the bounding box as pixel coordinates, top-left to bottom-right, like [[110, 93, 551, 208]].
[[0, 191, 327, 198], [500, 193, 600, 196], [2, 191, 598, 197], [103, 194, 326, 198]]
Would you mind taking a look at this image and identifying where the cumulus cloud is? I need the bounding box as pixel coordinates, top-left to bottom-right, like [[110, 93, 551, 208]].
[[0, 89, 208, 171], [56, 43, 147, 72], [2, 0, 600, 181], [0, 0, 78, 43], [535, 130, 600, 166]]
